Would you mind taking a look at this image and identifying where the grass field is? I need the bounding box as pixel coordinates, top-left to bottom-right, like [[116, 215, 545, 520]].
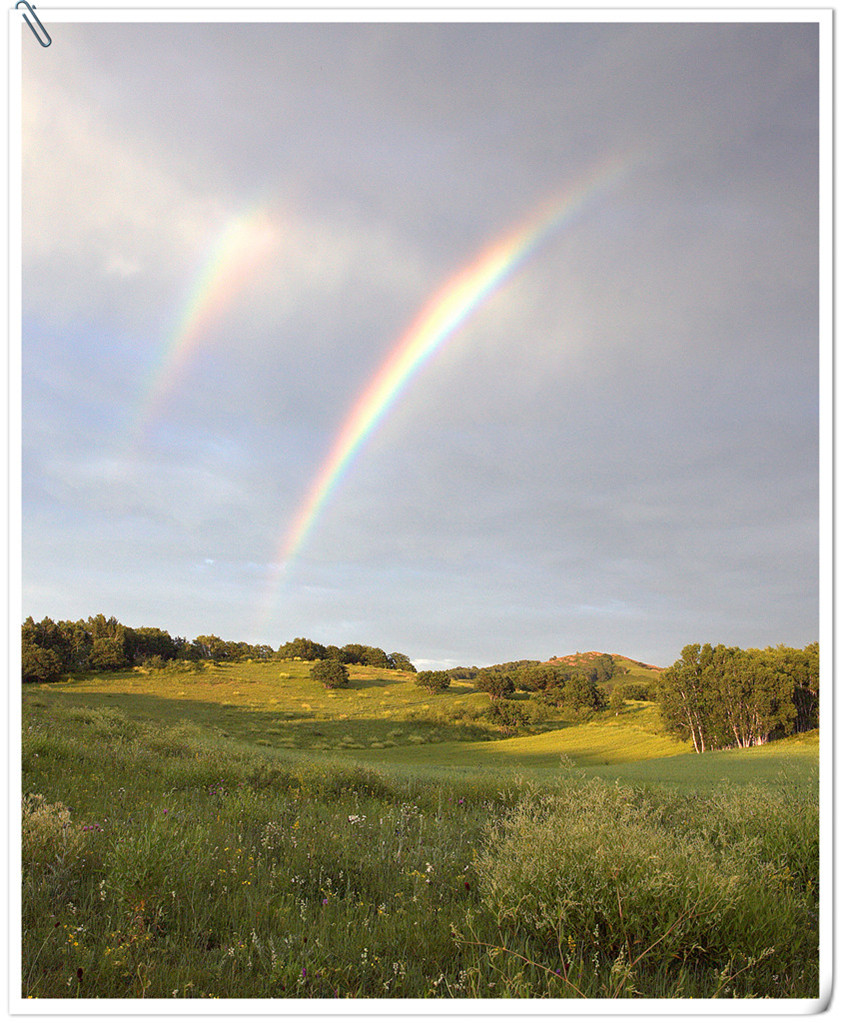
[[20, 660, 821, 1001]]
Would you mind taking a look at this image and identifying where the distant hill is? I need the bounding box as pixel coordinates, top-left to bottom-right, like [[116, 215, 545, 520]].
[[545, 651, 664, 673]]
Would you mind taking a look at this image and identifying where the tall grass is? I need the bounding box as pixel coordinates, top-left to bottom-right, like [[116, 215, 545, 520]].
[[21, 694, 819, 1000]]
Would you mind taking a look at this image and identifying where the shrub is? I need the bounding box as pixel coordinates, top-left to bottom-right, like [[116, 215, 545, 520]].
[[311, 659, 349, 689], [475, 781, 817, 982], [22, 793, 85, 871]]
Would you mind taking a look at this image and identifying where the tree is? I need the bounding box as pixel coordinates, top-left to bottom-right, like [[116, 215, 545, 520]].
[[657, 642, 813, 752], [89, 636, 128, 671], [388, 652, 416, 672], [22, 641, 63, 684], [475, 670, 515, 701], [310, 659, 349, 689], [278, 637, 327, 661], [561, 673, 604, 712], [359, 645, 388, 668], [609, 687, 626, 713], [340, 643, 366, 665], [192, 635, 231, 662], [415, 670, 451, 693], [657, 644, 716, 753]]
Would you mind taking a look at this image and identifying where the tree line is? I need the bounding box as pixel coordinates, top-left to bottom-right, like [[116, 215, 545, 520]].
[[656, 643, 818, 751], [276, 637, 415, 672], [21, 616, 415, 684], [22, 616, 819, 752]]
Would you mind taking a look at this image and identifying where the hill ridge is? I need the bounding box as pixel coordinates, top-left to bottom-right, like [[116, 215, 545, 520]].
[[545, 651, 664, 672]]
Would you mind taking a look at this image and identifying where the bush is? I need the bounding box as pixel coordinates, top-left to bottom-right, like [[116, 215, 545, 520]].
[[475, 781, 817, 985], [310, 659, 349, 689], [22, 793, 85, 871]]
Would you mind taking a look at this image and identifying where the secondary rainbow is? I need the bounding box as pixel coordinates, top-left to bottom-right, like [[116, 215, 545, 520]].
[[132, 207, 276, 443], [256, 156, 629, 627]]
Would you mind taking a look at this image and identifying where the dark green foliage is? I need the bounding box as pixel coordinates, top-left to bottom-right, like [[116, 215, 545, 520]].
[[616, 681, 651, 701], [415, 670, 451, 693], [447, 665, 479, 680], [277, 637, 327, 661], [388, 652, 416, 672], [488, 698, 534, 732], [475, 670, 515, 701], [561, 673, 605, 712], [310, 659, 349, 689], [609, 687, 626, 712], [89, 636, 127, 671], [21, 641, 63, 684], [513, 663, 563, 692], [340, 644, 391, 667]]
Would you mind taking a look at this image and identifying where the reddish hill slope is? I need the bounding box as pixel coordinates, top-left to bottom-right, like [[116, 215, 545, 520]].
[[545, 651, 664, 672]]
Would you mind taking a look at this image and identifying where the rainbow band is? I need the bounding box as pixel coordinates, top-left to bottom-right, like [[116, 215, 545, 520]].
[[133, 208, 276, 444], [256, 156, 629, 629]]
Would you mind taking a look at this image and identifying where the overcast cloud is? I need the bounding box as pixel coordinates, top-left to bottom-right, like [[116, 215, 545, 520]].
[[20, 18, 820, 668]]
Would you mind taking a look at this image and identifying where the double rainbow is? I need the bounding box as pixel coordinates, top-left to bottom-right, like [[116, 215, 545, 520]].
[[256, 155, 629, 629]]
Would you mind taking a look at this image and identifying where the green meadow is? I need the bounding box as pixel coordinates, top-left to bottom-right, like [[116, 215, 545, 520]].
[[21, 659, 820, 1001]]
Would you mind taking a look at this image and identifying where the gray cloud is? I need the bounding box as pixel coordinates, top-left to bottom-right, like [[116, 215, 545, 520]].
[[21, 19, 820, 667]]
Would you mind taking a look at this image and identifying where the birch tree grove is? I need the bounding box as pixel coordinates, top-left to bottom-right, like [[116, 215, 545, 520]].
[[657, 642, 816, 751]]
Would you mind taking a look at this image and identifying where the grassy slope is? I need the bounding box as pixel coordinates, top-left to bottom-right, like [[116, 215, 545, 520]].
[[21, 664, 820, 999], [26, 659, 819, 791]]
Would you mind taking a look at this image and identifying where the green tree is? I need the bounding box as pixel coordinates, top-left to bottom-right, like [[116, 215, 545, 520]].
[[89, 636, 127, 671], [475, 670, 515, 701], [388, 652, 416, 672], [21, 640, 63, 684], [561, 672, 604, 712], [192, 635, 231, 662], [279, 637, 327, 660], [657, 644, 716, 753], [609, 687, 626, 713], [415, 670, 451, 693], [310, 659, 349, 689], [362, 646, 390, 668]]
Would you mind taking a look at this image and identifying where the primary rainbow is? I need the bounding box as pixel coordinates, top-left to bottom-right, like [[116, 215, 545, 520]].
[[256, 156, 629, 628], [132, 207, 276, 443]]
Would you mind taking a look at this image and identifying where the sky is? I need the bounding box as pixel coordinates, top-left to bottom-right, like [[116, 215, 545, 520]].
[[19, 16, 821, 670]]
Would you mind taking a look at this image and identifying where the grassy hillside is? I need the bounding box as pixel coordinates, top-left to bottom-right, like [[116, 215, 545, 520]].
[[21, 677, 820, 1001], [23, 658, 818, 791]]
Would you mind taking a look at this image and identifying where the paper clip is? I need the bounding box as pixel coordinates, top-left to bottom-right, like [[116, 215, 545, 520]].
[[16, 1, 51, 47]]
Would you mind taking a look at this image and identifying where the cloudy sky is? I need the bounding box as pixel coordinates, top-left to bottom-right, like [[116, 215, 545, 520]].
[[20, 16, 821, 669]]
